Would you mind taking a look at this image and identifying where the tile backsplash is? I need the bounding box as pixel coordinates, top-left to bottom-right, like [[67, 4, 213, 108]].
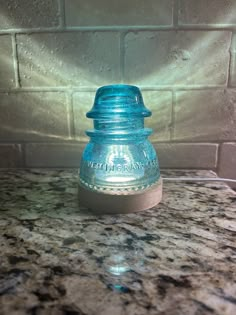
[[0, 0, 235, 186]]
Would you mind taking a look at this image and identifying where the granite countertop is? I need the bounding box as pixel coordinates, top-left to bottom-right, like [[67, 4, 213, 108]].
[[0, 169, 236, 315]]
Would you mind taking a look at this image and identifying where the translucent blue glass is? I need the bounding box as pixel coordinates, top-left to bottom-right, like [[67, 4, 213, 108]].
[[79, 84, 160, 192]]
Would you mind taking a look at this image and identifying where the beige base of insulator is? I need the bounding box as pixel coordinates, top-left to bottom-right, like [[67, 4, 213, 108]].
[[78, 178, 162, 214]]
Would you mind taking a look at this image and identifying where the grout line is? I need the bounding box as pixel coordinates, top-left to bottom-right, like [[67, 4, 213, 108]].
[[0, 85, 234, 93], [161, 166, 215, 171], [58, 0, 66, 28], [173, 0, 179, 27], [1, 140, 234, 145], [11, 33, 20, 88], [1, 25, 236, 35], [162, 177, 236, 183], [67, 91, 75, 139], [0, 139, 88, 146], [216, 143, 222, 174], [227, 32, 233, 87], [119, 32, 126, 83], [153, 140, 232, 144], [14, 166, 81, 169], [0, 87, 99, 93], [20, 143, 26, 167], [229, 52, 236, 87], [136, 85, 229, 90], [170, 91, 176, 140], [215, 143, 219, 170]]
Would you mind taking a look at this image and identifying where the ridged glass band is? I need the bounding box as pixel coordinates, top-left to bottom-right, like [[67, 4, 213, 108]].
[[79, 176, 161, 194]]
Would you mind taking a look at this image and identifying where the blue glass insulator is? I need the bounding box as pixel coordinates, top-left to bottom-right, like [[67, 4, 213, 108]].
[[79, 84, 161, 193]]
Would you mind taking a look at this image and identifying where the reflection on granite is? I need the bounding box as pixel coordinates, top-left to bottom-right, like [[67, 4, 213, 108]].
[[0, 169, 235, 315]]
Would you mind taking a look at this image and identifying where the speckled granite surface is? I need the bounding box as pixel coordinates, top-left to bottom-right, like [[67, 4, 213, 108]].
[[0, 169, 235, 315]]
